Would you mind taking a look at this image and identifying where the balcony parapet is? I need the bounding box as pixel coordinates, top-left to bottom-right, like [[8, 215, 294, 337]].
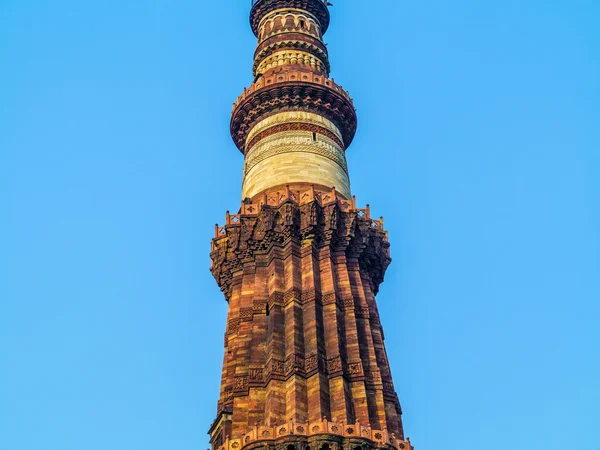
[[213, 186, 385, 242], [217, 417, 413, 450], [231, 71, 357, 152], [250, 0, 331, 38], [233, 71, 352, 113]]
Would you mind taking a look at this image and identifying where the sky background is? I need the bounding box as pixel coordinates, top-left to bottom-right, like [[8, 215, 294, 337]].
[[1, 1, 599, 449]]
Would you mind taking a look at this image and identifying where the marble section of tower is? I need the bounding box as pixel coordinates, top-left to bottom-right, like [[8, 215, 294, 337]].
[[210, 2, 413, 450]]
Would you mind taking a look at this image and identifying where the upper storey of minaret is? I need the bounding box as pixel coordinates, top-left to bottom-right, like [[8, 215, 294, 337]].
[[232, 0, 357, 200], [251, 0, 331, 77], [250, 0, 330, 37]]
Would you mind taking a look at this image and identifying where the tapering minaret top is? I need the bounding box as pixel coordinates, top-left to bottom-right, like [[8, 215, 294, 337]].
[[250, 0, 331, 37], [232, 0, 356, 200]]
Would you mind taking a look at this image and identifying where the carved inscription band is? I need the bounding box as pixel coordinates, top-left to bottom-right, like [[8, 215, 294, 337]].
[[246, 121, 344, 152], [253, 38, 330, 76], [246, 111, 343, 147], [243, 132, 348, 176]]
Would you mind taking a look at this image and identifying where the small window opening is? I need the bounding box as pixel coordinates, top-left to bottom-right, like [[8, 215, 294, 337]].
[[300, 20, 305, 29], [266, 304, 270, 316], [312, 132, 317, 141]]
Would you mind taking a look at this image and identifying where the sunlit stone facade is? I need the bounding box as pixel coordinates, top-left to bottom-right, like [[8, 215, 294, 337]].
[[209, 2, 413, 450]]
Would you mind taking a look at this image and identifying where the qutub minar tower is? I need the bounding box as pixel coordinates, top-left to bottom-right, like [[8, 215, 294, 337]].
[[209, 1, 414, 450]]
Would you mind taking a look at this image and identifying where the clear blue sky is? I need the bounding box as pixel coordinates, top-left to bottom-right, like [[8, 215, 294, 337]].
[[1, 1, 598, 449]]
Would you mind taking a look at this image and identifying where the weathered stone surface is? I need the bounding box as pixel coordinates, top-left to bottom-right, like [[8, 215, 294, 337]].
[[210, 187, 404, 448], [208, 2, 411, 449]]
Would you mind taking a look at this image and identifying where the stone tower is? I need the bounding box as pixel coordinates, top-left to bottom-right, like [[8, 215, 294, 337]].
[[209, 2, 413, 450]]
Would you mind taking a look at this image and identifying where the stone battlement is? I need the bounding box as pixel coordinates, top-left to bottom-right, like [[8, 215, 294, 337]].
[[233, 71, 353, 113], [213, 186, 385, 243]]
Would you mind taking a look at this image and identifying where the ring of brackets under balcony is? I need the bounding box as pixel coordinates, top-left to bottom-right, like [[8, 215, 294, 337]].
[[233, 72, 352, 114], [213, 187, 385, 241], [230, 70, 357, 152], [217, 417, 413, 450], [255, 51, 327, 77], [253, 40, 330, 76], [255, 32, 328, 61]]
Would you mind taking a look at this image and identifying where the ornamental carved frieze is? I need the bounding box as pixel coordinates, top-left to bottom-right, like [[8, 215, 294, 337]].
[[211, 188, 391, 304], [347, 361, 364, 380], [266, 358, 286, 381], [250, 0, 330, 37], [223, 388, 234, 406], [258, 13, 322, 43], [253, 37, 330, 76], [301, 288, 320, 305], [239, 307, 254, 322], [252, 299, 268, 314], [354, 307, 371, 319], [285, 354, 306, 376], [231, 77, 357, 152], [322, 292, 337, 306], [246, 122, 344, 153], [218, 418, 413, 450], [327, 355, 343, 375], [284, 287, 303, 306], [340, 297, 355, 309], [249, 367, 265, 385], [255, 35, 329, 62], [227, 318, 241, 336], [211, 196, 390, 302], [382, 385, 403, 415], [234, 376, 249, 393], [365, 369, 383, 387], [268, 291, 285, 308], [305, 353, 321, 375]]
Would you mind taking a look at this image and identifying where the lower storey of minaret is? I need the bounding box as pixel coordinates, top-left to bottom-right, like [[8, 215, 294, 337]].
[[242, 112, 351, 200], [210, 188, 405, 450]]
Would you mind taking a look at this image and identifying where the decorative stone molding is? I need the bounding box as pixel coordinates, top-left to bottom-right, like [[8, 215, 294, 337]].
[[246, 111, 343, 146], [246, 122, 344, 152], [216, 417, 413, 450], [212, 186, 390, 301], [233, 71, 353, 112], [250, 0, 330, 38], [231, 71, 357, 152], [255, 50, 327, 76], [253, 37, 330, 76], [244, 132, 348, 175], [241, 139, 351, 199]]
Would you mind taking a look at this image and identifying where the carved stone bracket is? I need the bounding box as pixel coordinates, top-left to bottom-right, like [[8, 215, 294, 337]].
[[211, 191, 390, 302]]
